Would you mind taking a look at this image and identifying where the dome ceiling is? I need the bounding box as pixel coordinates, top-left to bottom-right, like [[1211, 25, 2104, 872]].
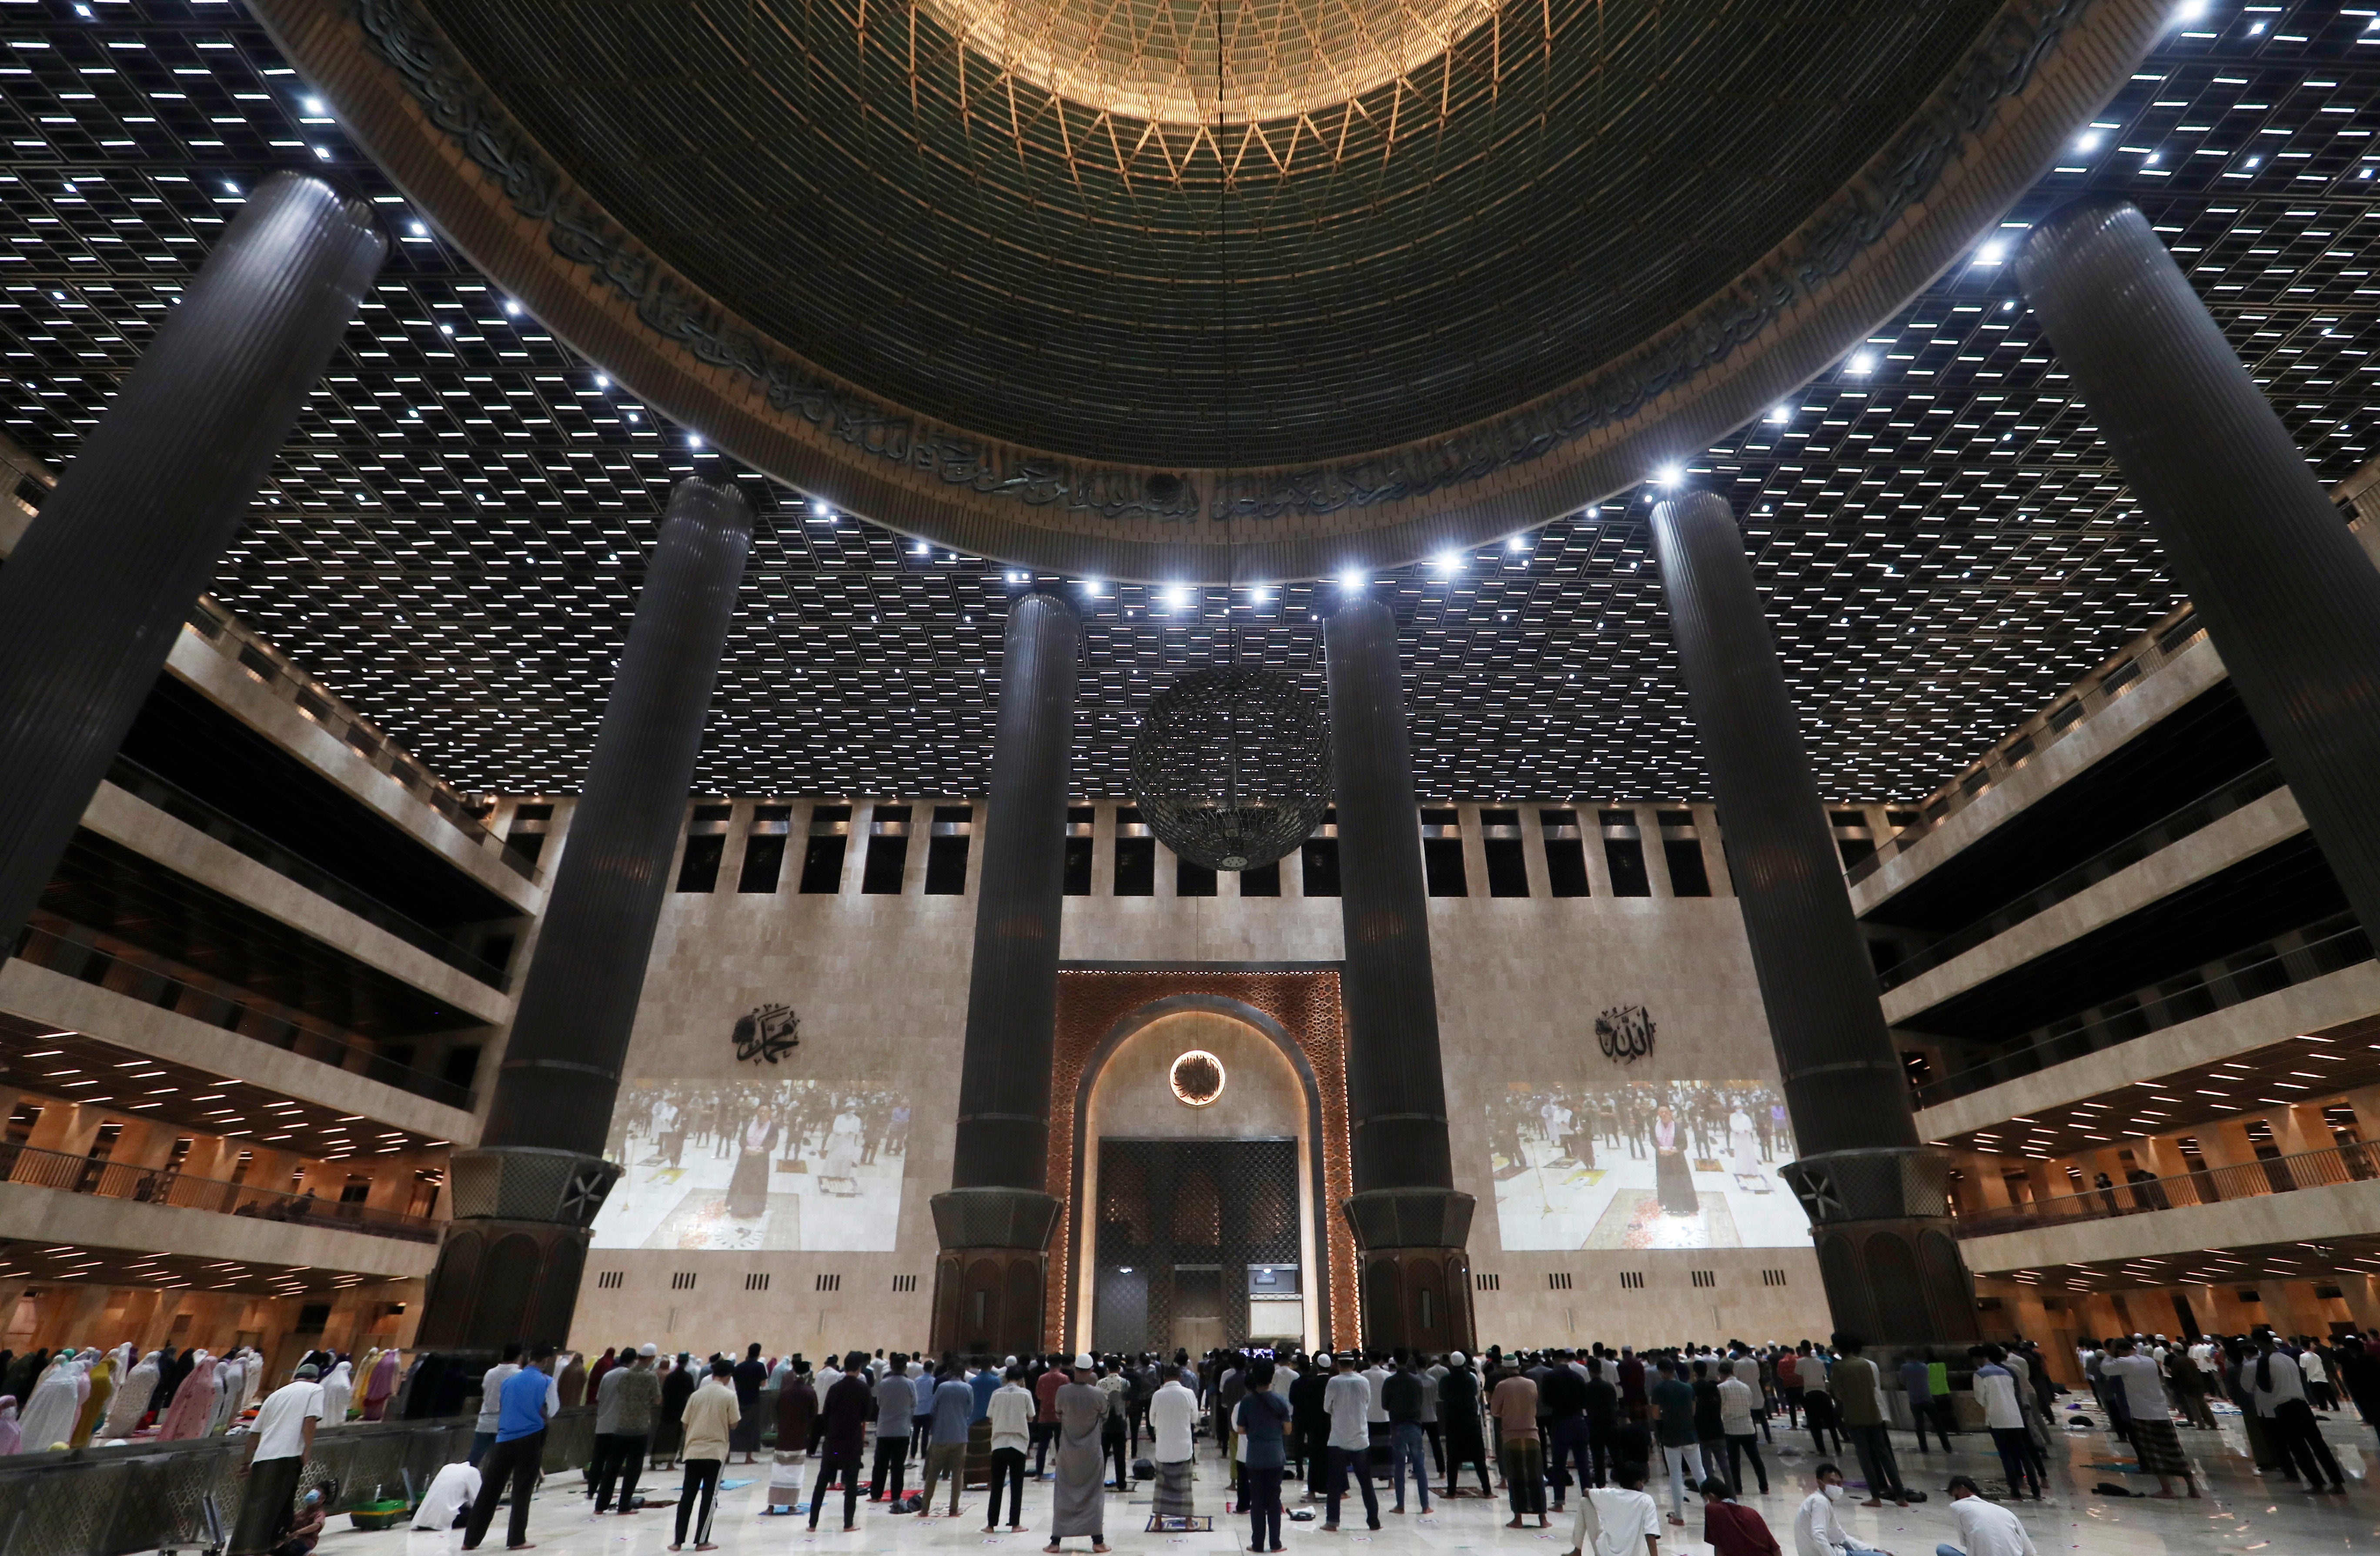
[[258, 0, 2167, 578]]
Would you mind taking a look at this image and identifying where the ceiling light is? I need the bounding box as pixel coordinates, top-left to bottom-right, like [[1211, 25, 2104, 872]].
[[1338, 568, 1367, 591], [1506, 535, 1528, 553], [1162, 584, 1190, 610], [1432, 551, 1462, 572], [1975, 242, 2005, 266], [1765, 405, 1789, 424], [2075, 132, 2101, 152], [1847, 352, 1875, 375], [687, 434, 703, 448]]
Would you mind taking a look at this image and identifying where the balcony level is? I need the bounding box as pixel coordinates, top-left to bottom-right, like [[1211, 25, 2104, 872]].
[[1955, 1144, 2380, 1296], [1851, 618, 2240, 930]]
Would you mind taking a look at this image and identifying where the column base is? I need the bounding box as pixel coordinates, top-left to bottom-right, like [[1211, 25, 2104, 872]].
[[1342, 1189, 1476, 1352], [410, 1147, 621, 1385], [1780, 1147, 1980, 1346], [930, 1187, 1061, 1356]]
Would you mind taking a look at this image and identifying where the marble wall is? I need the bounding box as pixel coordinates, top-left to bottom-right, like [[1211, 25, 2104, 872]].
[[564, 799, 1831, 1358]]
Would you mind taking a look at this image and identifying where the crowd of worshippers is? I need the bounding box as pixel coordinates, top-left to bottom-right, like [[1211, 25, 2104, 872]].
[[0, 1340, 399, 1454], [479, 1335, 2071, 1556]]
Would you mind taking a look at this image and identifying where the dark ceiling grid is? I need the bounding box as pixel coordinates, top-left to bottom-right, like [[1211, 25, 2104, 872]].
[[0, 3, 2374, 803]]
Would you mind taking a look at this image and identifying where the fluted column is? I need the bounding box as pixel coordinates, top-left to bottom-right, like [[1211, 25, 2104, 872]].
[[0, 172, 383, 945], [1325, 594, 1474, 1352], [1651, 491, 1977, 1346], [413, 478, 752, 1368], [931, 591, 1081, 1356], [2019, 198, 2380, 942]]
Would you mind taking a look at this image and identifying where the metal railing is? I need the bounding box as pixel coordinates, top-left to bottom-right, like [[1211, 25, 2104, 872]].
[[0, 1407, 595, 1556], [10, 922, 479, 1113], [1847, 605, 2208, 888], [1909, 917, 2374, 1111], [0, 1137, 442, 1243], [1953, 1138, 2380, 1241], [106, 757, 513, 990], [1877, 760, 2289, 993]]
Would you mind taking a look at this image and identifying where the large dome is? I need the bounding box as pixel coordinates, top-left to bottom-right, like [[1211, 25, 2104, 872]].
[[258, 0, 2166, 579]]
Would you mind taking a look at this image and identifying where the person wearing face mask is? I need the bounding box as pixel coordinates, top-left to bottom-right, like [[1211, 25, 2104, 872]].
[[269, 1484, 332, 1556], [1792, 1464, 1893, 1556]]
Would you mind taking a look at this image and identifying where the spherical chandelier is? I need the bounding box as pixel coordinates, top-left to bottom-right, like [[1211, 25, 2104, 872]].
[[1129, 664, 1332, 872]]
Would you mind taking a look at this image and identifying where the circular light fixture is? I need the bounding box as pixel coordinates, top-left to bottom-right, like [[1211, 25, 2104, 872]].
[[1169, 1050, 1226, 1107], [1129, 664, 1331, 872]]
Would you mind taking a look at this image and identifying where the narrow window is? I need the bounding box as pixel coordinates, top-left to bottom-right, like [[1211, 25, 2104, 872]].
[[1238, 860, 1281, 897], [862, 805, 911, 893], [675, 834, 723, 892], [924, 806, 973, 894], [1422, 808, 1467, 896], [1540, 809, 1590, 896], [1063, 807, 1095, 895], [1115, 808, 1155, 895], [799, 805, 852, 894], [1601, 810, 1650, 896]]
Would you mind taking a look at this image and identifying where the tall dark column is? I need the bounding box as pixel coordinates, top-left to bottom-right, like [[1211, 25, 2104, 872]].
[[2020, 198, 2380, 941], [1324, 595, 1474, 1352], [931, 591, 1080, 1356], [1651, 491, 1977, 1346], [414, 479, 752, 1367], [0, 172, 382, 945]]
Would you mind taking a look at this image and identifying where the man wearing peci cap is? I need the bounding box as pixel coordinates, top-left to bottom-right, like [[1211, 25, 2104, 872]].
[[1047, 1353, 1111, 1552]]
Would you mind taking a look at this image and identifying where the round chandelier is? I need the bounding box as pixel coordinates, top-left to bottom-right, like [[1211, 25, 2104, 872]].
[[1128, 664, 1331, 871]]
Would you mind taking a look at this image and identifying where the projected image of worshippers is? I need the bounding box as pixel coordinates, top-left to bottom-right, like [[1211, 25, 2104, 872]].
[[591, 1078, 909, 1251], [1486, 1079, 1805, 1251]]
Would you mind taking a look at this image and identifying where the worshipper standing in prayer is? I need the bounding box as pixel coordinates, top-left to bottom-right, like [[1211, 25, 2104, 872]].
[[810, 1351, 874, 1532], [1969, 1347, 2041, 1501], [1035, 1352, 1068, 1479], [669, 1358, 742, 1552], [920, 1358, 977, 1520], [987, 1364, 1036, 1534], [0, 1396, 20, 1456], [731, 1342, 770, 1465], [1046, 1353, 1111, 1553], [1384, 1352, 1432, 1515], [461, 1346, 559, 1553], [230, 1363, 323, 1556], [1491, 1355, 1545, 1527], [871, 1352, 916, 1506], [2249, 1332, 2345, 1493], [592, 1343, 662, 1515], [1827, 1338, 1907, 1510], [1289, 1354, 1330, 1498], [656, 1352, 696, 1469], [1149, 1358, 1199, 1524], [1327, 1351, 1384, 1531], [1564, 1459, 1665, 1556], [1801, 1347, 1842, 1459], [1439, 1351, 1495, 1499], [1718, 1359, 1768, 1496], [2101, 1338, 2196, 1499], [470, 1344, 523, 1467], [1238, 1357, 1292, 1553], [1939, 1474, 2038, 1556], [1099, 1358, 1133, 1492], [765, 1356, 819, 1516], [1647, 1359, 1703, 1529]]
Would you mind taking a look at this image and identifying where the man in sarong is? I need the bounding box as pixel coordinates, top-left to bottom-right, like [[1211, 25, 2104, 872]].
[[1148, 1363, 1197, 1524]]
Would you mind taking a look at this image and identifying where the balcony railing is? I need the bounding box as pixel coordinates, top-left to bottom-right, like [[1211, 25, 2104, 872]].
[[1908, 917, 2373, 1112], [1952, 1138, 2380, 1241], [0, 1139, 441, 1244], [11, 922, 478, 1113], [106, 757, 512, 990], [1876, 760, 2288, 994]]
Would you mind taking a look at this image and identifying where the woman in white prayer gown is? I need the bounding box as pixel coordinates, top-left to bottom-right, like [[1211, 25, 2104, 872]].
[[16, 1352, 84, 1452], [318, 1359, 353, 1423], [100, 1350, 160, 1438]]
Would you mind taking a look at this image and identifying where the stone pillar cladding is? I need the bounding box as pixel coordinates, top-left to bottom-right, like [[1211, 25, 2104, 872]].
[[415, 479, 752, 1359], [0, 172, 383, 945], [931, 591, 1082, 1356], [2022, 199, 2380, 942], [1323, 595, 1476, 1354], [1649, 491, 1978, 1347]]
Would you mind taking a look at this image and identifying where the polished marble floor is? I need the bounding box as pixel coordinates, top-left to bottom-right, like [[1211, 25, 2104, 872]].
[[346, 1405, 2380, 1556]]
